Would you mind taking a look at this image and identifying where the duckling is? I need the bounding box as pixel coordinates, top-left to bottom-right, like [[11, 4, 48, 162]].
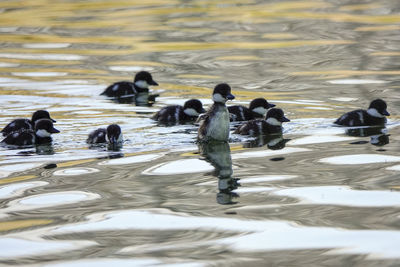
[[197, 83, 235, 142], [334, 99, 390, 126], [1, 119, 59, 147], [229, 98, 275, 121], [234, 108, 290, 136], [1, 110, 56, 137], [152, 99, 206, 124]]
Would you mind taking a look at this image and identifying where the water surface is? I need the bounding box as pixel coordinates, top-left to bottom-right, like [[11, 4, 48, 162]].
[[0, 0, 400, 266]]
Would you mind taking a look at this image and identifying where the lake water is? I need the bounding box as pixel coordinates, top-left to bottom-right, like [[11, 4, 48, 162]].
[[0, 0, 400, 266]]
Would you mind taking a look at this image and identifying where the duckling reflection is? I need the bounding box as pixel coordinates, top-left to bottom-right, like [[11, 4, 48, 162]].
[[198, 141, 240, 205], [243, 134, 290, 149], [345, 126, 390, 146], [35, 143, 55, 155], [111, 92, 159, 106]]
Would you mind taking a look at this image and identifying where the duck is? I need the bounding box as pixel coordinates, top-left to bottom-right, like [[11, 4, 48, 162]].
[[228, 98, 275, 121], [152, 99, 206, 124], [197, 83, 235, 142], [234, 108, 290, 136], [1, 119, 60, 147], [100, 71, 159, 103], [334, 99, 390, 126], [1, 110, 56, 137], [87, 124, 123, 145]]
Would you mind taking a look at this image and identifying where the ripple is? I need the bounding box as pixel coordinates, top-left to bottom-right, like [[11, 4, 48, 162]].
[[109, 66, 153, 72], [0, 181, 48, 199], [1, 191, 100, 216], [51, 209, 400, 259], [240, 175, 298, 184], [0, 53, 85, 61], [142, 159, 214, 175], [0, 237, 95, 259], [12, 72, 68, 77], [98, 154, 164, 166], [23, 43, 71, 49], [232, 147, 311, 159], [53, 168, 100, 176], [319, 154, 400, 165], [327, 79, 388, 84], [387, 165, 400, 171], [0, 163, 43, 178], [289, 135, 356, 145], [274, 186, 400, 207], [42, 258, 162, 267]]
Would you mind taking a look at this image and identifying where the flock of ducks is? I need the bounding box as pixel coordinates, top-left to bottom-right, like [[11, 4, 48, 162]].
[[0, 71, 391, 149]]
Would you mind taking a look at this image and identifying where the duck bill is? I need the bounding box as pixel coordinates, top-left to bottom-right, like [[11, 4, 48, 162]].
[[149, 80, 159, 86], [51, 118, 57, 123], [227, 93, 235, 100], [281, 116, 290, 122], [383, 110, 390, 116], [269, 103, 276, 108], [50, 127, 60, 133], [200, 108, 206, 113]]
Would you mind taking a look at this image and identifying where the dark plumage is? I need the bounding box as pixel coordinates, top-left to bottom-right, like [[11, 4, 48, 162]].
[[228, 98, 275, 121], [234, 108, 290, 136], [198, 83, 235, 142], [87, 124, 123, 145], [100, 71, 158, 98], [152, 99, 206, 124], [1, 110, 56, 137], [1, 119, 60, 147], [334, 99, 390, 126]]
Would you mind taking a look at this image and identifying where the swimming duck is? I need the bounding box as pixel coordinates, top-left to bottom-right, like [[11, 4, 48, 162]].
[[229, 98, 275, 121], [197, 83, 235, 142], [152, 99, 206, 124]]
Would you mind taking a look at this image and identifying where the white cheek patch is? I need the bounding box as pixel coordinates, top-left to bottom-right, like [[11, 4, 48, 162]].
[[367, 108, 384, 118], [266, 117, 282, 126], [135, 80, 149, 89], [36, 129, 51, 138], [184, 108, 200, 117], [213, 93, 226, 103], [252, 107, 268, 116]]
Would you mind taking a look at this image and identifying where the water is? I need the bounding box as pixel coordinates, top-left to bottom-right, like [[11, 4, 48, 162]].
[[0, 0, 400, 265]]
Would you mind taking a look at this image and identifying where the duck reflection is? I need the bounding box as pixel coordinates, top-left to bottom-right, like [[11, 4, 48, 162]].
[[35, 143, 55, 155], [111, 92, 159, 106], [345, 126, 390, 146], [198, 141, 240, 205], [243, 134, 290, 149]]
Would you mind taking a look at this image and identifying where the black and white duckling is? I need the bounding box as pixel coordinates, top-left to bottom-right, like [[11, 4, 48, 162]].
[[1, 110, 56, 137], [1, 119, 60, 147], [152, 99, 206, 124], [228, 98, 275, 121], [334, 99, 390, 126], [87, 124, 123, 145], [197, 83, 235, 142], [100, 71, 158, 98], [234, 108, 290, 136]]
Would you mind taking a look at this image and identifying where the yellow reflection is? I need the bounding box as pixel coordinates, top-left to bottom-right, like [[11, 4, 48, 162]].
[[262, 33, 298, 39], [57, 159, 96, 168], [0, 175, 37, 185], [339, 4, 382, 11], [370, 52, 400, 56], [0, 219, 53, 232], [355, 25, 400, 32]]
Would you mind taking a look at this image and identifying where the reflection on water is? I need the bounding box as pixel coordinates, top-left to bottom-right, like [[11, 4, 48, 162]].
[[0, 0, 400, 265], [198, 141, 239, 205]]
